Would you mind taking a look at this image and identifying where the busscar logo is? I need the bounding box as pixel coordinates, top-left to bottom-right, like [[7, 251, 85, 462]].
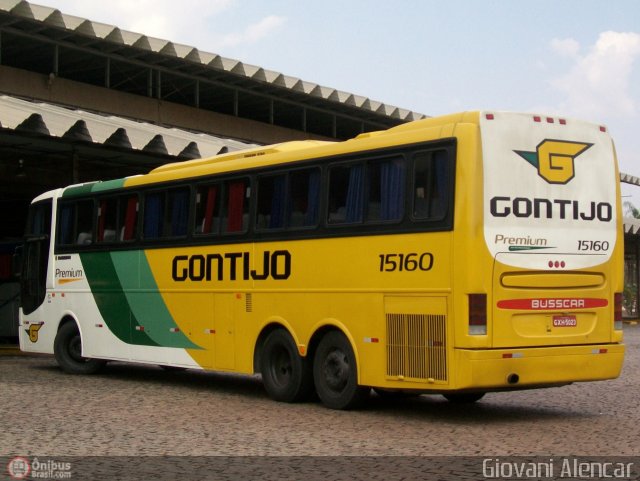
[[514, 139, 592, 184]]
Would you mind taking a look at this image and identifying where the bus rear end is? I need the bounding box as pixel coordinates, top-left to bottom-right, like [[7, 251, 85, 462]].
[[456, 112, 624, 391]]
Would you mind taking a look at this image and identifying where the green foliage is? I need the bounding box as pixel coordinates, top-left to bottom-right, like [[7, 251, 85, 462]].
[[624, 201, 640, 219]]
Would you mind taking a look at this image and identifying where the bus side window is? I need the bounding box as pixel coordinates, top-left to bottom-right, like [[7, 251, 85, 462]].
[[328, 164, 364, 224], [223, 179, 249, 234], [28, 201, 52, 236], [367, 157, 405, 222], [74, 200, 94, 245], [120, 195, 138, 241], [256, 174, 287, 230], [289, 168, 320, 228], [195, 184, 220, 235], [413, 150, 449, 220], [57, 204, 75, 246], [97, 198, 118, 243], [143, 192, 164, 239], [166, 188, 189, 237]]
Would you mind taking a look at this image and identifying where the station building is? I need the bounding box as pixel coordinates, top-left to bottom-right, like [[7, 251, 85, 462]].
[[0, 1, 638, 340]]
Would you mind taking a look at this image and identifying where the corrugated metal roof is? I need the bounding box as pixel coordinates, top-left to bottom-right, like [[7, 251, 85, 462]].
[[625, 218, 640, 236], [621, 172, 640, 187], [0, 95, 254, 157], [0, 0, 426, 123]]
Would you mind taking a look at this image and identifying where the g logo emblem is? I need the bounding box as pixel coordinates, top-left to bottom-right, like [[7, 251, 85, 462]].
[[26, 323, 43, 343], [515, 140, 592, 184]]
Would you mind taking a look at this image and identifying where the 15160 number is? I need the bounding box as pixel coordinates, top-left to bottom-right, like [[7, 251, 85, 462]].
[[379, 253, 434, 272], [577, 240, 609, 252]]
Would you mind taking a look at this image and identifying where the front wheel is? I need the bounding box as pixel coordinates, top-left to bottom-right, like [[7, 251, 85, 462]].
[[54, 322, 105, 374], [313, 331, 369, 410], [260, 329, 313, 402]]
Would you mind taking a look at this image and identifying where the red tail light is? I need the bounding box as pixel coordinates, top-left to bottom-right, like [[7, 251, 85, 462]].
[[614, 293, 623, 330], [469, 294, 487, 335]]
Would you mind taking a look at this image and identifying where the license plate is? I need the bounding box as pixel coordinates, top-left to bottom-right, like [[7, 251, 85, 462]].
[[553, 315, 577, 327]]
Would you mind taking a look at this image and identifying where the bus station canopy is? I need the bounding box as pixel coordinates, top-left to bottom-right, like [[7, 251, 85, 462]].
[[0, 95, 254, 159]]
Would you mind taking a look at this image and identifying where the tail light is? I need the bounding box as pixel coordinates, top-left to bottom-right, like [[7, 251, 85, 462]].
[[469, 294, 487, 335], [614, 293, 623, 330]]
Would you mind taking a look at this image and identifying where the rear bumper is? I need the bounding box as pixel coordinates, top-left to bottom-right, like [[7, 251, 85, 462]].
[[452, 343, 624, 390]]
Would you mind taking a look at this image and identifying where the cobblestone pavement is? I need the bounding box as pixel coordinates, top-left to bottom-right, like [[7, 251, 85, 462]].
[[0, 326, 638, 478]]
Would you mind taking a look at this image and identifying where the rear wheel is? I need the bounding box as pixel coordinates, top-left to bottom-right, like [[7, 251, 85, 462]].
[[54, 321, 105, 374], [260, 329, 313, 402], [313, 331, 369, 410]]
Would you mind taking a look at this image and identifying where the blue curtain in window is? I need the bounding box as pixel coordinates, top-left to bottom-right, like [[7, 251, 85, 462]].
[[144, 194, 163, 238], [380, 160, 405, 220], [269, 176, 287, 228], [345, 165, 364, 223], [58, 206, 73, 245], [305, 170, 320, 226], [431, 151, 448, 218], [34, 208, 45, 236], [171, 190, 188, 236]]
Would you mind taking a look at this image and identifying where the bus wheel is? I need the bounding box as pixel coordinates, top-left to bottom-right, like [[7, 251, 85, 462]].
[[54, 322, 105, 375], [443, 392, 485, 403], [260, 329, 313, 403], [313, 331, 369, 410]]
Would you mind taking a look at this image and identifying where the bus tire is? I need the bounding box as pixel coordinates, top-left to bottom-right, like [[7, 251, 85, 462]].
[[443, 392, 485, 403], [260, 329, 313, 403], [159, 365, 187, 372], [54, 321, 105, 375], [313, 331, 369, 410]]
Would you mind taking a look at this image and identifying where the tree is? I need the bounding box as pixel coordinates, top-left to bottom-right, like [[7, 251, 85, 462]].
[[624, 201, 640, 219]]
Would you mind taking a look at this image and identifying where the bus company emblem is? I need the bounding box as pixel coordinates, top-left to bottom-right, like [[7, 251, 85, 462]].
[[514, 140, 592, 184], [25, 323, 43, 343]]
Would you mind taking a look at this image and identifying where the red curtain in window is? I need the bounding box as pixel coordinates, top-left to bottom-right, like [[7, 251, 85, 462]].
[[202, 186, 217, 234], [97, 200, 107, 242], [227, 182, 245, 232], [123, 197, 137, 240]]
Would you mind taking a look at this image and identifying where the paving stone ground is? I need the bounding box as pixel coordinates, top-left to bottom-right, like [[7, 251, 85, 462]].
[[1, 325, 638, 479]]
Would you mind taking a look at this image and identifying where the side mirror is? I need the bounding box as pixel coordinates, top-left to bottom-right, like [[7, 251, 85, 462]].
[[12, 245, 23, 279]]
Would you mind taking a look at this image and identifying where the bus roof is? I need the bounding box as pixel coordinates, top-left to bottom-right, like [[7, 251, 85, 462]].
[[57, 110, 609, 198]]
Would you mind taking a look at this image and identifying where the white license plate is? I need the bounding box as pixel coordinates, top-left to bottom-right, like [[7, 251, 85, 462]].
[[553, 315, 577, 327]]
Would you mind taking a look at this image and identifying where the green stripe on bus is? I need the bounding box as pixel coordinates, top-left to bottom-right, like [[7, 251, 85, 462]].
[[63, 179, 127, 197], [62, 183, 97, 198], [90, 178, 127, 193], [111, 251, 201, 350], [80, 251, 158, 347]]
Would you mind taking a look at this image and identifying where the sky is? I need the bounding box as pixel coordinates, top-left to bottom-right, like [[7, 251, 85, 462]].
[[32, 0, 640, 208]]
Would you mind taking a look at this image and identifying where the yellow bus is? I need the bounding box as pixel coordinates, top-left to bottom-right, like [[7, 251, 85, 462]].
[[17, 111, 624, 409]]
